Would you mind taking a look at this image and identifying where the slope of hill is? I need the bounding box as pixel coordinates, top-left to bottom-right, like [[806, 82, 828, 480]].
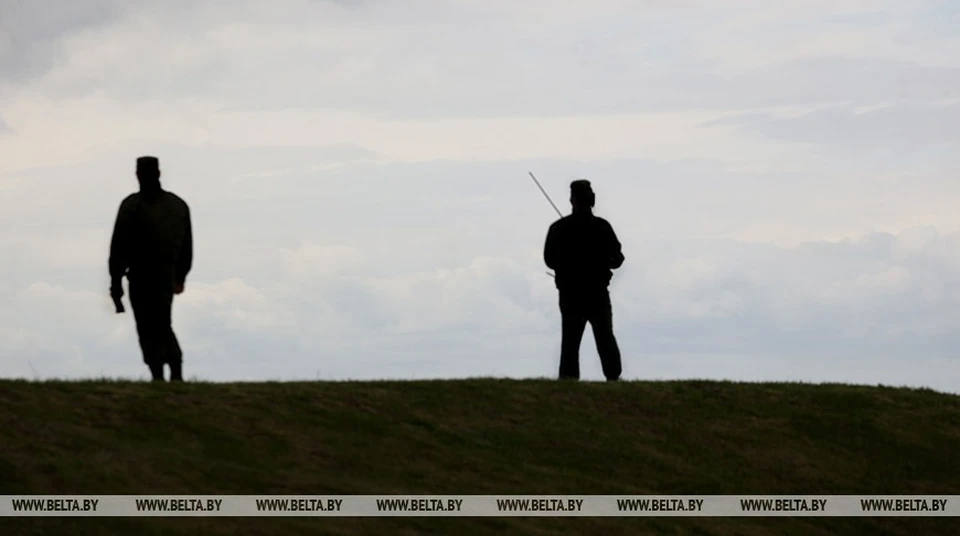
[[1, 378, 958, 535]]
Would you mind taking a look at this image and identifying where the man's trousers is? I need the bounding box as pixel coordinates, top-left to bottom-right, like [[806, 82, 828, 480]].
[[129, 278, 183, 381], [558, 288, 622, 381]]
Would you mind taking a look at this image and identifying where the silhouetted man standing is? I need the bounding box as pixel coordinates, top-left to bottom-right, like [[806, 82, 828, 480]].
[[109, 156, 193, 382], [544, 180, 624, 381]]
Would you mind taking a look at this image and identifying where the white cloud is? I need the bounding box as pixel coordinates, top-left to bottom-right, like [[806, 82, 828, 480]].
[[2, 224, 959, 390], [710, 102, 960, 150]]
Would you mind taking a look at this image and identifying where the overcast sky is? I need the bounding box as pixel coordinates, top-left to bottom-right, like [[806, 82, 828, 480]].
[[1, 0, 958, 391]]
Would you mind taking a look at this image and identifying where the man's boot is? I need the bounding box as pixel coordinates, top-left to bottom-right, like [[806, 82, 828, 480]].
[[169, 361, 183, 382], [148, 362, 165, 382]]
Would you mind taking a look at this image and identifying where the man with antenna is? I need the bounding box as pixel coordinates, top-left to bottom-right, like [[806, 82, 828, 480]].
[[542, 179, 624, 381]]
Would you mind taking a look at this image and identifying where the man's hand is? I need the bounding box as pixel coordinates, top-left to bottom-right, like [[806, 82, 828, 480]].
[[173, 282, 184, 295], [110, 284, 125, 313]]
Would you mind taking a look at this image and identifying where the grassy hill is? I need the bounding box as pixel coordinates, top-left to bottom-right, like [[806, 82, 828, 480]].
[[1, 378, 958, 535]]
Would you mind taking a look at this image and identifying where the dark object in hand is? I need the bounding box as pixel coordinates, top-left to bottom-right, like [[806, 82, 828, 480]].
[[111, 286, 125, 314]]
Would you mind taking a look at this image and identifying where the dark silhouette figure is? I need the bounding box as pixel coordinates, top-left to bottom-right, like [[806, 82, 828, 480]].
[[543, 180, 624, 381], [109, 156, 193, 382]]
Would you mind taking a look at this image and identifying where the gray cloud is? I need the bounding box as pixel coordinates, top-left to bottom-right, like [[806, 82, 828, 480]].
[[0, 0, 129, 86], [6, 0, 957, 116], [211, 57, 960, 118], [0, 0, 365, 91], [706, 101, 960, 150]]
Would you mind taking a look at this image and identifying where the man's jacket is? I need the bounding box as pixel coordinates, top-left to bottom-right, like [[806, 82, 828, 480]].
[[544, 211, 624, 292], [109, 188, 192, 289]]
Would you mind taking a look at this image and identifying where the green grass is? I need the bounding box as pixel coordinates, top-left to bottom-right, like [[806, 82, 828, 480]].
[[1, 378, 958, 535]]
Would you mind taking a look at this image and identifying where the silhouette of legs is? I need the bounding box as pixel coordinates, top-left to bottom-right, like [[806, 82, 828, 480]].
[[130, 278, 183, 382], [558, 289, 622, 381], [148, 361, 165, 381], [169, 360, 183, 382], [588, 291, 622, 381], [559, 294, 589, 379]]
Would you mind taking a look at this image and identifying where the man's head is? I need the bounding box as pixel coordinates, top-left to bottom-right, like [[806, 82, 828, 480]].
[[136, 156, 160, 184], [570, 179, 595, 212]]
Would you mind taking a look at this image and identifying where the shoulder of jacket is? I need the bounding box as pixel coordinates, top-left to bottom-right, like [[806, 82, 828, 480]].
[[119, 193, 140, 210], [593, 216, 614, 230], [164, 191, 190, 209], [552, 215, 575, 229]]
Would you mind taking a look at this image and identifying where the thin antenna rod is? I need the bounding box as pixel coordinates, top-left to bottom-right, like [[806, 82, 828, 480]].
[[528, 171, 560, 279], [528, 171, 563, 218]]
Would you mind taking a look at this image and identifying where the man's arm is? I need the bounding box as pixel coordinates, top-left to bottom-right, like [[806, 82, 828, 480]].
[[544, 222, 560, 271], [174, 204, 192, 292], [605, 220, 624, 269], [108, 201, 131, 311]]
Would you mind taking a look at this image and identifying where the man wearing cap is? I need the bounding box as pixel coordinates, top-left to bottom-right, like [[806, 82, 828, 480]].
[[109, 156, 193, 382], [543, 179, 624, 381]]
